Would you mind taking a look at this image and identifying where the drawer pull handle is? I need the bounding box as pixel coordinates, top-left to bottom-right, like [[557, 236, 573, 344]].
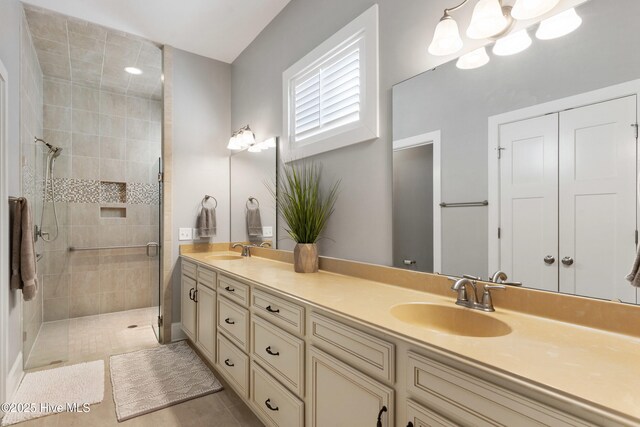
[[224, 286, 235, 292], [189, 288, 195, 300], [265, 346, 279, 356], [266, 305, 280, 313], [224, 318, 235, 325], [377, 406, 388, 427], [193, 290, 198, 303], [224, 359, 234, 367], [265, 399, 279, 411]]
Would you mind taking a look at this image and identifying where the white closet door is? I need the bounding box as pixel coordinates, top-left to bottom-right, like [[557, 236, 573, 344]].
[[499, 114, 559, 291], [559, 96, 637, 302]]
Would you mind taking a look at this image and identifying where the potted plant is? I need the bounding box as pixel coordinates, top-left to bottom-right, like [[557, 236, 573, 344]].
[[269, 161, 339, 273]]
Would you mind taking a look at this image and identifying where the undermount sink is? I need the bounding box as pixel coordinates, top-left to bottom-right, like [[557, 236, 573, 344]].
[[205, 254, 244, 261], [390, 303, 512, 337]]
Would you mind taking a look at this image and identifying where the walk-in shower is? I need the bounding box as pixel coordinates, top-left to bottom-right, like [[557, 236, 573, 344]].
[[35, 137, 62, 242]]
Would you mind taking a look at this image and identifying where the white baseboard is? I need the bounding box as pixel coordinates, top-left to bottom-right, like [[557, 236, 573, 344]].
[[171, 323, 187, 342], [6, 352, 22, 403]]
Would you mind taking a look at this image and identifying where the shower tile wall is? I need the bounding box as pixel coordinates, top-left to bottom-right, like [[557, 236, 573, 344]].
[[41, 79, 161, 321], [20, 12, 44, 359]]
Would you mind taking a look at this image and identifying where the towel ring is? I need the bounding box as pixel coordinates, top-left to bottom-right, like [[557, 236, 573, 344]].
[[202, 195, 217, 209], [246, 197, 259, 209]]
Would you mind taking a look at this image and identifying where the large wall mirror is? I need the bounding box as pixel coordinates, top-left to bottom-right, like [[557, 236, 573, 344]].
[[392, 0, 640, 303], [230, 140, 278, 247]]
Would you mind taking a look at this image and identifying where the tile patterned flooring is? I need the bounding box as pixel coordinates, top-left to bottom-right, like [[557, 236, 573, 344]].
[[18, 308, 263, 426]]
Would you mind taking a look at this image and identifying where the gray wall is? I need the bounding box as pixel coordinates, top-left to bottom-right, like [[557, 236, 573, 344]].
[[171, 48, 231, 322], [0, 0, 26, 380], [393, 0, 640, 277], [231, 0, 469, 265]]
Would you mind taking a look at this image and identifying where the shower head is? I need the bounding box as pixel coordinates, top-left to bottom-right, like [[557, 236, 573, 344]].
[[35, 137, 62, 157]]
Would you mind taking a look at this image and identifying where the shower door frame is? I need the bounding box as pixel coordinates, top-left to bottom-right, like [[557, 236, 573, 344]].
[[0, 58, 10, 405]]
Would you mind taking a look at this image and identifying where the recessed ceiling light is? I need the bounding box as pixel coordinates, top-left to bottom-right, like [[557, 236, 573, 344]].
[[124, 67, 143, 75]]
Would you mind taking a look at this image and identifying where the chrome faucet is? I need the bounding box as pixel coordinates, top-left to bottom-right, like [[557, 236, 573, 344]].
[[451, 278, 480, 309], [451, 277, 506, 312], [232, 243, 253, 257], [489, 270, 522, 287]]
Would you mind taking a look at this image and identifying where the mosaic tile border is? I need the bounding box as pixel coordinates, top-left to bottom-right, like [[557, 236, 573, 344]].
[[44, 178, 159, 205]]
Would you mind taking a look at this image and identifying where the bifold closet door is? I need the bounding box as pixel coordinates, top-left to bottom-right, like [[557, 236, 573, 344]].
[[559, 96, 637, 303], [499, 114, 559, 292]]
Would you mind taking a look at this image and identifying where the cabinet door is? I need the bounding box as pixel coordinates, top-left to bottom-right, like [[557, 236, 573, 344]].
[[181, 275, 197, 341], [499, 114, 559, 292], [309, 346, 393, 427], [559, 95, 637, 303], [406, 399, 457, 427], [196, 284, 216, 362]]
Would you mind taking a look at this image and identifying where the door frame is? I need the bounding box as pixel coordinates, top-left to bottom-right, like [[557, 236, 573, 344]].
[[488, 79, 640, 276], [0, 58, 9, 406], [392, 130, 442, 273]]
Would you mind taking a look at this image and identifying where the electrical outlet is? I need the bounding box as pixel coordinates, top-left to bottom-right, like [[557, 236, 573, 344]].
[[178, 227, 193, 241], [263, 226, 273, 238]]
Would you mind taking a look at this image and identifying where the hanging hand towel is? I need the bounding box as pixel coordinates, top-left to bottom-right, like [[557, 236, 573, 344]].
[[10, 198, 39, 301], [196, 206, 216, 238], [626, 246, 640, 287], [246, 205, 263, 242]]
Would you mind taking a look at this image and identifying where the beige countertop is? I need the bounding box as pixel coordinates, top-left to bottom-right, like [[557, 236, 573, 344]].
[[182, 251, 640, 425]]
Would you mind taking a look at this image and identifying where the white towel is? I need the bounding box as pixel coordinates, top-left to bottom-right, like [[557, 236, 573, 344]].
[[196, 207, 216, 238]]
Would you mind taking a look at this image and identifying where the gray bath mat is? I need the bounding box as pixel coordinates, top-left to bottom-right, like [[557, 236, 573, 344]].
[[109, 341, 223, 421]]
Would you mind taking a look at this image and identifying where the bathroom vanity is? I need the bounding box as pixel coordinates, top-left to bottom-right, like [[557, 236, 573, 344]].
[[180, 247, 640, 427]]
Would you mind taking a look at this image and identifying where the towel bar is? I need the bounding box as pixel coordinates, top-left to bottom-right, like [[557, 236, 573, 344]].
[[68, 242, 159, 252], [440, 200, 488, 208]]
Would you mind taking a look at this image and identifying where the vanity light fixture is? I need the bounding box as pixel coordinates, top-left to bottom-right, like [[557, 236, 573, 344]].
[[227, 125, 255, 150], [466, 0, 511, 40], [492, 29, 532, 56], [456, 46, 490, 69], [124, 66, 143, 75], [511, 0, 560, 20], [535, 8, 582, 40]]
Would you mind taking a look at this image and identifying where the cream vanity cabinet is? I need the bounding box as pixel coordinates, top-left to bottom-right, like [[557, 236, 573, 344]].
[[180, 260, 216, 362]]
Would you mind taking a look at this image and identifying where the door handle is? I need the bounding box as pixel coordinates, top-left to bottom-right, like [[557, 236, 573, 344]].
[[562, 256, 574, 266], [146, 242, 159, 257], [544, 255, 555, 265], [193, 289, 198, 303], [189, 288, 195, 300]]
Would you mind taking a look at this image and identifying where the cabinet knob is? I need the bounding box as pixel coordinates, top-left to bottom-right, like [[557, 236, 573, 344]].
[[224, 318, 235, 325], [544, 255, 555, 265], [265, 346, 280, 356], [224, 359, 234, 367], [265, 399, 279, 411], [562, 256, 574, 266]]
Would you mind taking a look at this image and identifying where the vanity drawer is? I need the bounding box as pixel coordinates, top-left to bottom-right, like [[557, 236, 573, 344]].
[[252, 288, 305, 336], [217, 296, 249, 352], [407, 399, 457, 427], [250, 362, 304, 427], [197, 267, 216, 290], [216, 332, 249, 399], [310, 312, 394, 383], [218, 274, 250, 307], [181, 260, 197, 279], [251, 316, 304, 397], [407, 351, 593, 427]]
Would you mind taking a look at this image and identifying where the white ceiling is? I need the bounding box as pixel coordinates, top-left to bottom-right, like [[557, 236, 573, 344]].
[[21, 0, 292, 63]]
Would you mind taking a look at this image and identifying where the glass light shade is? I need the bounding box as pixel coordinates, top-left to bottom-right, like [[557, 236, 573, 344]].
[[262, 137, 277, 148], [248, 144, 262, 153], [511, 0, 560, 20], [428, 17, 463, 56], [227, 135, 240, 150], [493, 29, 532, 56], [466, 0, 509, 40], [536, 8, 582, 40], [239, 129, 255, 148], [456, 47, 490, 70]]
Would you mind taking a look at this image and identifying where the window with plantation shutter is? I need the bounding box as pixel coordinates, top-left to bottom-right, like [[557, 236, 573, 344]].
[[283, 5, 379, 160]]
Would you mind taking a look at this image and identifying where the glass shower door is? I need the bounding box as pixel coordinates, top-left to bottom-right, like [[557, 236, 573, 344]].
[[151, 157, 162, 342]]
